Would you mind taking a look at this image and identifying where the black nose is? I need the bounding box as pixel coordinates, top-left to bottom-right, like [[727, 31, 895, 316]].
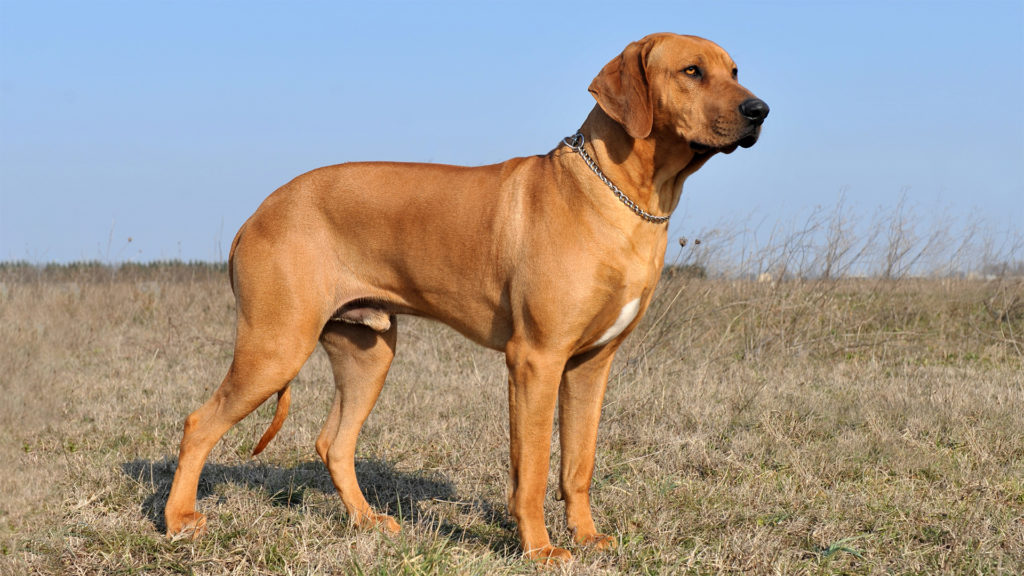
[[738, 98, 770, 125]]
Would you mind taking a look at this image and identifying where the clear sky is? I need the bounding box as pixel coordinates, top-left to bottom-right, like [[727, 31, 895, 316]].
[[1, 1, 1022, 263]]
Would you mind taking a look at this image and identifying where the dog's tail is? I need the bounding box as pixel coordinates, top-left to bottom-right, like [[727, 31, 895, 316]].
[[252, 385, 291, 457]]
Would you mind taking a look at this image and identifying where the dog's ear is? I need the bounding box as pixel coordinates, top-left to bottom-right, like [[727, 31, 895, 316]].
[[588, 39, 654, 140]]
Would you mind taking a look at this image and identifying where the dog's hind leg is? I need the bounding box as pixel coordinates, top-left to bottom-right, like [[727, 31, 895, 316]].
[[315, 391, 341, 466], [317, 318, 400, 533], [164, 319, 320, 537]]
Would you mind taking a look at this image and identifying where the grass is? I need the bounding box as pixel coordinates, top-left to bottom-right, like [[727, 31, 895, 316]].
[[0, 262, 1021, 575]]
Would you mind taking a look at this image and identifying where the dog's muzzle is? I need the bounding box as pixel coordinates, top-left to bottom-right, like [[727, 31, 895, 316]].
[[736, 98, 768, 148], [738, 98, 770, 126]]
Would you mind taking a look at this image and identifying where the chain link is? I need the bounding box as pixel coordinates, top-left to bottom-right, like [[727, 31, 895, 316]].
[[562, 132, 669, 225]]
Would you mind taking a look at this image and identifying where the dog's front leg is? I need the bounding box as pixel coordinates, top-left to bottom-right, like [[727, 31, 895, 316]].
[[558, 347, 618, 549], [505, 344, 572, 564]]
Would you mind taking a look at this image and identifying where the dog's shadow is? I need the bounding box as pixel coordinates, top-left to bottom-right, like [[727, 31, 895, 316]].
[[121, 456, 517, 554]]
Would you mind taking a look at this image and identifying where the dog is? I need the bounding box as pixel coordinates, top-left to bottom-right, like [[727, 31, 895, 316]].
[[164, 32, 767, 563]]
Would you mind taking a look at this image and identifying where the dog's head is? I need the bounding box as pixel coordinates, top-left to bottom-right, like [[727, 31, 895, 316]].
[[589, 33, 768, 155]]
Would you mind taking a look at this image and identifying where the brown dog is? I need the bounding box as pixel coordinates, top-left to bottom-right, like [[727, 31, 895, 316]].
[[164, 33, 767, 563]]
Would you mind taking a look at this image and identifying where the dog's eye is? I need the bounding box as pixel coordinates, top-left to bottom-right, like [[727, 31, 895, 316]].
[[732, 67, 738, 80], [682, 65, 702, 79]]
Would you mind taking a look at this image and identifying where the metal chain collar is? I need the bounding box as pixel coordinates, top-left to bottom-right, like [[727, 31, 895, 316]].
[[562, 132, 670, 225]]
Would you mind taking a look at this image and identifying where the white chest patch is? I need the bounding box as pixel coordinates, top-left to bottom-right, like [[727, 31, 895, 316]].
[[594, 298, 641, 346]]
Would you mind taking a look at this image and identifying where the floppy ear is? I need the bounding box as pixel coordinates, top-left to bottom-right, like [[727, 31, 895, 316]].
[[588, 39, 654, 140]]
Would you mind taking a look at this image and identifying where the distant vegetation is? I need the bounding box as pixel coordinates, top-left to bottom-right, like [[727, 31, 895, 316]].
[[0, 260, 227, 283]]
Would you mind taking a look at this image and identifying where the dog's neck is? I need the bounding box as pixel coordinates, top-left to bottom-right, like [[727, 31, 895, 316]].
[[576, 105, 715, 219]]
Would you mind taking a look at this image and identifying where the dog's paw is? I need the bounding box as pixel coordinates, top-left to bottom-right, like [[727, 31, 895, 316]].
[[575, 531, 617, 550], [352, 511, 401, 534], [166, 511, 207, 540], [526, 544, 573, 565]]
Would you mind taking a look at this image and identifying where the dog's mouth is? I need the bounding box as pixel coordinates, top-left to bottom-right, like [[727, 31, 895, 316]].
[[690, 131, 760, 156], [690, 141, 713, 154], [737, 132, 760, 149]]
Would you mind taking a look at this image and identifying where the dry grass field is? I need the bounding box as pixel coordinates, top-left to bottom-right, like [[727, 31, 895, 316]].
[[0, 262, 1021, 575]]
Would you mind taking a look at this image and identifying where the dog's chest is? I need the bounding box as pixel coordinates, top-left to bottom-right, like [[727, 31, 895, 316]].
[[592, 298, 641, 346]]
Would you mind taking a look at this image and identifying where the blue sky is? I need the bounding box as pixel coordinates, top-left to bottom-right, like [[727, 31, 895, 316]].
[[1, 1, 1021, 263]]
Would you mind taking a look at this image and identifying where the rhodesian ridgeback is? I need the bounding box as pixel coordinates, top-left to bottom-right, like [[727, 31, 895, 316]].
[[165, 33, 768, 563]]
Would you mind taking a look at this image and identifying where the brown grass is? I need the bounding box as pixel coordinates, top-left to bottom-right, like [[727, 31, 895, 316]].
[[0, 263, 1021, 575]]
